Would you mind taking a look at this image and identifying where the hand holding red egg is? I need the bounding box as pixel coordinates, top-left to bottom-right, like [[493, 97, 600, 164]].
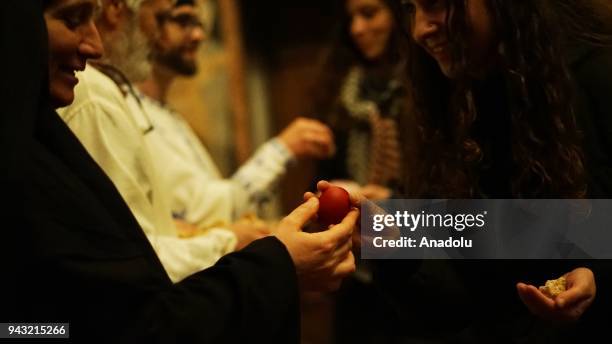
[[302, 181, 361, 228]]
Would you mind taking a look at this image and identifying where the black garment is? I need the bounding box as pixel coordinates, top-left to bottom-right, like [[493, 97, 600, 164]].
[[470, 74, 514, 197], [3, 2, 299, 343], [571, 45, 612, 197], [1, 0, 45, 318]]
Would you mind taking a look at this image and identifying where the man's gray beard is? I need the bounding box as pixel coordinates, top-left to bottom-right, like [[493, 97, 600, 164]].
[[101, 17, 151, 83]]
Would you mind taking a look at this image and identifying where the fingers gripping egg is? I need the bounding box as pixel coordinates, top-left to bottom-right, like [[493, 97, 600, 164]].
[[318, 186, 351, 226]]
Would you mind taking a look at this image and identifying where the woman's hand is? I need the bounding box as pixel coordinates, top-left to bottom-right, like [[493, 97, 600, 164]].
[[517, 267, 596, 323]]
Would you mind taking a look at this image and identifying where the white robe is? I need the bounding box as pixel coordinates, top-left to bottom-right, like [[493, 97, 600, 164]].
[[57, 65, 237, 282]]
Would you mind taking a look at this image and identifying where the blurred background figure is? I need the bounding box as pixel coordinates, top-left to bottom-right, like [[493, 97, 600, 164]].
[[313, 0, 406, 201]]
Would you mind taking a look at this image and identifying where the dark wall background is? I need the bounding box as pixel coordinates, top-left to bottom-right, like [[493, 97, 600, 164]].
[[241, 1, 340, 57], [241, 1, 345, 213]]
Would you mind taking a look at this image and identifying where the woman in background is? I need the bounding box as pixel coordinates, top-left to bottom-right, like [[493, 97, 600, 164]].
[[315, 0, 406, 201]]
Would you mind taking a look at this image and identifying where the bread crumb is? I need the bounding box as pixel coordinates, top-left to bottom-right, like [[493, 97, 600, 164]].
[[539, 276, 567, 298]]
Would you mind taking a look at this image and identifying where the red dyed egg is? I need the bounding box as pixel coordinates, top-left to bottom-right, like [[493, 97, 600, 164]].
[[318, 186, 351, 226]]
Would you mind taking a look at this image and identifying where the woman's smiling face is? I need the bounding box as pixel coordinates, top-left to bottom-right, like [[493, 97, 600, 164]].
[[404, 0, 495, 78], [346, 0, 395, 61], [44, 0, 104, 108]]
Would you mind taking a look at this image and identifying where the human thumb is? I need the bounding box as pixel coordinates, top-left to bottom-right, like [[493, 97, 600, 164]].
[[281, 197, 319, 232]]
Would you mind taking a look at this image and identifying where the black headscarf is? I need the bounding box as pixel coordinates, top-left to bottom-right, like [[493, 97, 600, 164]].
[[0, 0, 45, 211], [1, 0, 48, 317], [1, 0, 170, 324]]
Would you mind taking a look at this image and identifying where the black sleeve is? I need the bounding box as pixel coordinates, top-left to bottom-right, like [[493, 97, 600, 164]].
[[127, 237, 300, 344], [18, 140, 300, 343]]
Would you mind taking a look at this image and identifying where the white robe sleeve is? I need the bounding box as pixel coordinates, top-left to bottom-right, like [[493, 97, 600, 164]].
[[147, 228, 237, 283], [231, 138, 295, 210]]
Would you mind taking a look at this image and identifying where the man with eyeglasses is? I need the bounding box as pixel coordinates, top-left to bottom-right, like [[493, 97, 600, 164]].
[[137, 0, 337, 241]]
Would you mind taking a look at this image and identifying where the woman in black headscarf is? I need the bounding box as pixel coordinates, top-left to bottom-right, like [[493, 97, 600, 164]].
[[2, 1, 298, 341], [2, 1, 358, 342]]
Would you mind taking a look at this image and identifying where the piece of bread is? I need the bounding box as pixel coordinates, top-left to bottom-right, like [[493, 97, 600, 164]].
[[539, 276, 567, 298]]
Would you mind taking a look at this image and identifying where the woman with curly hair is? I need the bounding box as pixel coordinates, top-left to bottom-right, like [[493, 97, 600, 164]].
[[398, 0, 612, 199], [369, 0, 612, 342]]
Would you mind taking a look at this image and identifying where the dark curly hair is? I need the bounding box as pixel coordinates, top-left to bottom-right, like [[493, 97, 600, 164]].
[[397, 0, 612, 198]]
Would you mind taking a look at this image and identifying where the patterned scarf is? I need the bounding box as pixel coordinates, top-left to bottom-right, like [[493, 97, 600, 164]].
[[340, 66, 403, 186]]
